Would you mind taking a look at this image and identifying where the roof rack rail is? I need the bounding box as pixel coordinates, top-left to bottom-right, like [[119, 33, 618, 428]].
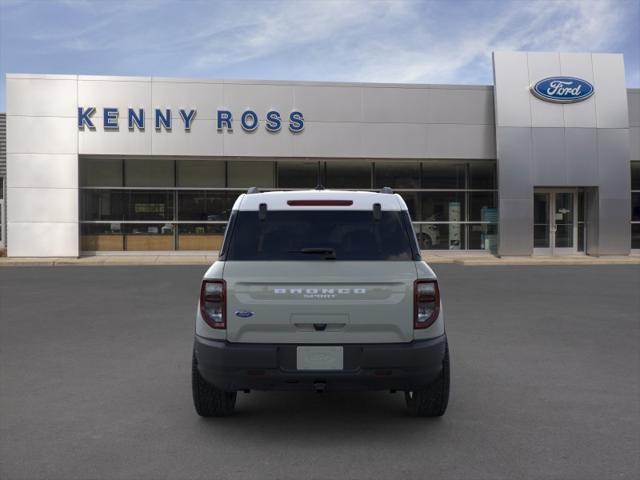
[[247, 187, 260, 194], [380, 186, 394, 194]]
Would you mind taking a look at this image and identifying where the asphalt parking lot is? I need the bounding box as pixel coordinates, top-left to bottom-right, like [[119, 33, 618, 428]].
[[1, 264, 639, 480]]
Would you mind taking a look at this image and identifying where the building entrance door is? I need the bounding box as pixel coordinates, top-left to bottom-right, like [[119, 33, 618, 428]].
[[533, 190, 580, 255]]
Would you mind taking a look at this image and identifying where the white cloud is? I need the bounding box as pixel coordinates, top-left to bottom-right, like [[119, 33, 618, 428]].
[[169, 0, 634, 86]]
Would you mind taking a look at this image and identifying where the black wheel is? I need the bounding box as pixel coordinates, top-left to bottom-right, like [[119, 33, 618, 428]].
[[192, 351, 237, 417], [405, 342, 450, 417]]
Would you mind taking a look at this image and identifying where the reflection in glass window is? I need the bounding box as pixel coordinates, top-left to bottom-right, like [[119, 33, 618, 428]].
[[228, 161, 275, 188], [632, 224, 640, 249], [421, 163, 465, 189], [469, 192, 497, 221], [467, 224, 497, 251], [374, 162, 420, 189], [469, 163, 496, 189], [398, 192, 419, 220], [178, 191, 237, 221], [631, 162, 640, 191], [127, 191, 174, 221], [325, 161, 371, 189], [277, 162, 319, 188], [632, 192, 640, 222], [125, 159, 174, 187], [414, 223, 465, 250], [419, 192, 465, 222], [177, 224, 226, 251], [177, 160, 225, 188], [81, 190, 127, 221], [81, 158, 123, 187]]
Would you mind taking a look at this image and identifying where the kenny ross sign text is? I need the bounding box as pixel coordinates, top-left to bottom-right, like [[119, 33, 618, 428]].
[[78, 107, 304, 133]]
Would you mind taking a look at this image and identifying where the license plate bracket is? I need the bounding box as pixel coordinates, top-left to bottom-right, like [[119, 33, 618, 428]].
[[296, 346, 344, 370]]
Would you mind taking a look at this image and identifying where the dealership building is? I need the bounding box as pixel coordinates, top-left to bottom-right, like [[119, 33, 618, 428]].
[[0, 51, 639, 257]]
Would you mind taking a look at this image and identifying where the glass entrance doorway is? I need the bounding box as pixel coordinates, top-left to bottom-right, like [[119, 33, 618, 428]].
[[533, 189, 583, 255]]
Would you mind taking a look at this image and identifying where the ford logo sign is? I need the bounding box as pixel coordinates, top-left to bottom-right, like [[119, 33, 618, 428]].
[[234, 310, 255, 318], [531, 77, 594, 103]]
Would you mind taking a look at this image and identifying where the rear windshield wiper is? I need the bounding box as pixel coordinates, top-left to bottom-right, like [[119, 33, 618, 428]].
[[287, 247, 337, 259]]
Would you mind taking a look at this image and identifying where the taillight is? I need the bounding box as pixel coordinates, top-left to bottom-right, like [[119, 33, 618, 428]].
[[200, 279, 226, 329], [414, 279, 440, 329]]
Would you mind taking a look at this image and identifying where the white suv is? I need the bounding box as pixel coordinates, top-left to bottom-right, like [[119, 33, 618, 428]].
[[192, 188, 450, 417]]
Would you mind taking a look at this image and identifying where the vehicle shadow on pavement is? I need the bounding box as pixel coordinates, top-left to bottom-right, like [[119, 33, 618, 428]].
[[195, 391, 449, 445]]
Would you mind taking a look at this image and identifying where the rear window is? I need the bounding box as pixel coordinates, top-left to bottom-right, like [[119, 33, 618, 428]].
[[225, 210, 417, 261]]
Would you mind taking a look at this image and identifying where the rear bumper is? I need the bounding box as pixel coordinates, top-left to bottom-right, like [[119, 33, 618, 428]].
[[194, 334, 447, 392]]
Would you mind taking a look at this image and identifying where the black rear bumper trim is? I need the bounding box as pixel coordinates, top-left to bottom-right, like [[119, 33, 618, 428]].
[[194, 335, 447, 392]]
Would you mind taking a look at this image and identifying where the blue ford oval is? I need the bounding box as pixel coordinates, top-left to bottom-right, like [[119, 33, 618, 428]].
[[531, 76, 594, 103], [234, 310, 255, 318]]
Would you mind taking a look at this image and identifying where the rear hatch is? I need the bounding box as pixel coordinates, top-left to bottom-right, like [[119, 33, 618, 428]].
[[224, 261, 417, 343], [220, 203, 420, 344]]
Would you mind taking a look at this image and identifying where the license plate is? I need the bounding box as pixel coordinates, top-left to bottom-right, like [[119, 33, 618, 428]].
[[296, 346, 343, 370]]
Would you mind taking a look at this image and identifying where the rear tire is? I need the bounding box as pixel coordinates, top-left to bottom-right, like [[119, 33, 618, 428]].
[[405, 341, 450, 417], [192, 351, 237, 417]]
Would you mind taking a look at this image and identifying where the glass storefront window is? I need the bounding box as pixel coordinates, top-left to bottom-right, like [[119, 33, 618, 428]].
[[421, 163, 465, 189], [125, 159, 174, 187], [418, 192, 465, 222], [177, 191, 237, 221], [122, 223, 174, 251], [177, 223, 227, 251], [127, 191, 174, 221], [414, 223, 465, 250], [398, 192, 419, 220], [81, 189, 127, 221], [81, 158, 123, 187], [632, 192, 640, 222], [228, 161, 275, 188], [467, 223, 497, 251], [277, 162, 319, 188], [177, 160, 225, 188], [79, 158, 498, 251], [325, 161, 371, 189], [632, 224, 640, 249], [469, 191, 497, 221], [80, 223, 125, 251], [468, 163, 496, 190], [631, 162, 640, 191], [374, 162, 420, 189]]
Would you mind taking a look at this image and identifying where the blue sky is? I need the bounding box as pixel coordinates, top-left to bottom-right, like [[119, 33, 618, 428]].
[[0, 0, 638, 111]]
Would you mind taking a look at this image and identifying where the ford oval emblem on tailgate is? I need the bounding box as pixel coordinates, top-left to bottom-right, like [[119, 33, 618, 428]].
[[235, 310, 255, 318]]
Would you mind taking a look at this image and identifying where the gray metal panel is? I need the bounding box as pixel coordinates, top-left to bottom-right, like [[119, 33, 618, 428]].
[[496, 126, 533, 199], [597, 129, 631, 200], [531, 127, 566, 185], [498, 197, 533, 256], [560, 53, 597, 128], [492, 51, 531, 127], [361, 124, 426, 158], [426, 88, 495, 125], [597, 198, 631, 254], [565, 128, 598, 185], [628, 90, 640, 127], [426, 124, 495, 158], [361, 87, 429, 124], [592, 54, 629, 129]]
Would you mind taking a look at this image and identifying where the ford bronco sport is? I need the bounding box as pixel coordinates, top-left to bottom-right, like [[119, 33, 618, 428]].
[[192, 188, 450, 417]]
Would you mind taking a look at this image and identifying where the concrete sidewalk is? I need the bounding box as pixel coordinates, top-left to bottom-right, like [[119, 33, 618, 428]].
[[1, 253, 638, 267]]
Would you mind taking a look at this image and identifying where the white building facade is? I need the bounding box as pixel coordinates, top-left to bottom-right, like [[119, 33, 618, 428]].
[[2, 51, 639, 257]]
